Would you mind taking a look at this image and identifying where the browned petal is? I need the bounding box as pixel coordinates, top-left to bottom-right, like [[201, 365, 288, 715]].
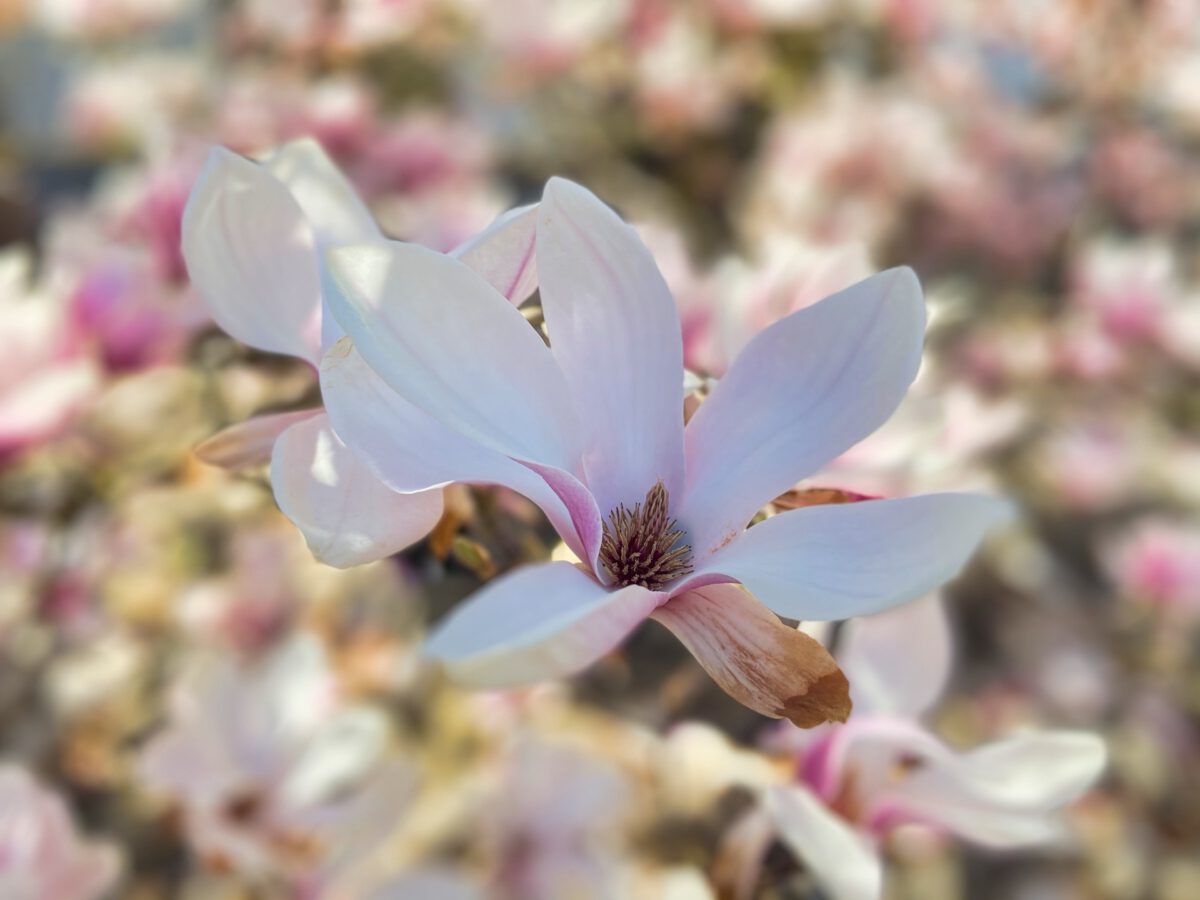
[[653, 584, 851, 728], [771, 486, 880, 511], [193, 408, 322, 469]]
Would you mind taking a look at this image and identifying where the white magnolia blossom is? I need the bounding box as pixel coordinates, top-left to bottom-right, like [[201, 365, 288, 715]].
[[183, 139, 537, 567], [732, 598, 1107, 900], [139, 635, 414, 893], [316, 175, 1010, 723]]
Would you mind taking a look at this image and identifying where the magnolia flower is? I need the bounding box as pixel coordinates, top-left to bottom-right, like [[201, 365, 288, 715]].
[[736, 598, 1107, 900], [139, 635, 413, 892], [0, 765, 121, 900], [319, 177, 1009, 725], [182, 139, 537, 566]]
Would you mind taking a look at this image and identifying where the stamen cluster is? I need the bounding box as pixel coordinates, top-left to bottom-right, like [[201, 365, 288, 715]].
[[599, 481, 693, 590]]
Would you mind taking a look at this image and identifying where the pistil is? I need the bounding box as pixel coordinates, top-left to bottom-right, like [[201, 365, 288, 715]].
[[599, 481, 693, 590]]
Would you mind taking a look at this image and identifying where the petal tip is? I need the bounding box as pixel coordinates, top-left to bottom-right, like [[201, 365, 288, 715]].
[[780, 665, 852, 729], [181, 145, 243, 236], [543, 175, 581, 198]]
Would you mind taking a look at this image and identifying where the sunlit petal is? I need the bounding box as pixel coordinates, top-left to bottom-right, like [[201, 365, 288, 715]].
[[270, 413, 444, 568], [182, 147, 324, 362], [324, 240, 582, 471]]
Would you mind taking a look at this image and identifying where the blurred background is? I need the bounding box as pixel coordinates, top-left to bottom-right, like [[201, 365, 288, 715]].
[[0, 1, 1198, 898]]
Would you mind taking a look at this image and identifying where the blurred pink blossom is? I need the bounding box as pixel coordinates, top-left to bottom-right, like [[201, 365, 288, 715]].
[[641, 224, 872, 377], [744, 599, 1106, 900], [742, 80, 958, 248], [815, 378, 1025, 499], [1105, 518, 1200, 617], [1033, 421, 1142, 512], [0, 765, 121, 900], [463, 0, 632, 73], [1070, 239, 1176, 345], [480, 736, 632, 899], [33, 0, 196, 39], [0, 248, 99, 458], [64, 54, 205, 152], [1090, 128, 1197, 229], [139, 635, 413, 892], [34, 148, 212, 372], [629, 6, 735, 132]]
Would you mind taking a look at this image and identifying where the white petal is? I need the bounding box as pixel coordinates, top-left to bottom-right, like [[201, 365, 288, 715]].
[[537, 178, 686, 514], [262, 139, 381, 356], [264, 138, 379, 246], [678, 268, 925, 559], [690, 493, 1012, 621], [193, 408, 322, 469], [270, 413, 444, 568], [878, 731, 1106, 848], [652, 584, 850, 728], [766, 785, 883, 900], [883, 729, 1104, 849], [320, 340, 602, 565], [324, 240, 582, 471], [279, 706, 393, 811], [181, 147, 323, 362], [837, 594, 952, 717], [424, 561, 661, 688], [451, 203, 540, 303]]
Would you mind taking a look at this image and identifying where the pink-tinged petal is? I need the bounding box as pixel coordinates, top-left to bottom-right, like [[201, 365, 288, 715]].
[[181, 147, 323, 363], [837, 594, 951, 717], [652, 584, 850, 728], [877, 731, 1106, 848], [765, 784, 883, 900], [264, 139, 379, 246], [518, 459, 604, 570], [802, 717, 940, 805], [536, 178, 686, 514], [270, 413, 444, 568], [689, 493, 1012, 622], [323, 241, 582, 471], [320, 340, 602, 565], [451, 203, 539, 303], [194, 408, 323, 469], [424, 561, 660, 688], [678, 268, 925, 559]]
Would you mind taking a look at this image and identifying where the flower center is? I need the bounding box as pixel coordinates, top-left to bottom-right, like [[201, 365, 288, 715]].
[[599, 481, 693, 590]]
